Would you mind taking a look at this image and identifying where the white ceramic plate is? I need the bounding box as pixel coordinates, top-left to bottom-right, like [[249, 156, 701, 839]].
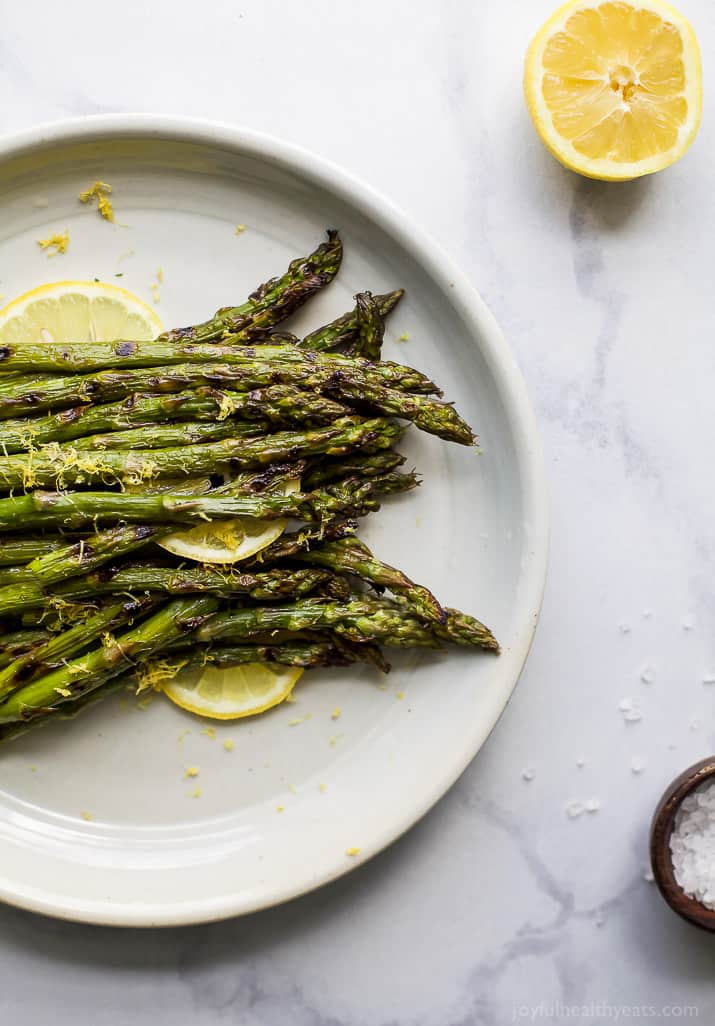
[[0, 116, 547, 926]]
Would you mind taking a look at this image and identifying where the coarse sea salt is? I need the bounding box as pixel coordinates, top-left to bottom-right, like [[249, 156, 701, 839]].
[[671, 779, 715, 910]]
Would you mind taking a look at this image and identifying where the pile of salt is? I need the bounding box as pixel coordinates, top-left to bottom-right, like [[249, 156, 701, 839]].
[[670, 779, 715, 910]]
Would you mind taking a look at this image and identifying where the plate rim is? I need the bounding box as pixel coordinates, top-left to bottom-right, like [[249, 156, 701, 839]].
[[0, 113, 548, 926]]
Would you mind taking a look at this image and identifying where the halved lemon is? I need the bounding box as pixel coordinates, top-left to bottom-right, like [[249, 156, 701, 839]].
[[524, 0, 702, 180], [158, 478, 301, 565], [163, 662, 303, 720], [0, 280, 164, 342]]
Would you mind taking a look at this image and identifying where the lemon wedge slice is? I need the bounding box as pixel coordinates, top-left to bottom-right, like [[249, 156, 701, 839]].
[[524, 0, 702, 180], [0, 280, 163, 342], [158, 478, 300, 565], [163, 662, 303, 720]]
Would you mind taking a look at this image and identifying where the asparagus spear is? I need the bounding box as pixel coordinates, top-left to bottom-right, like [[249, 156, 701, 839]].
[[302, 450, 406, 490], [160, 230, 343, 343], [26, 524, 169, 585], [194, 597, 497, 650], [293, 538, 445, 623], [0, 629, 51, 668], [0, 386, 349, 455], [300, 289, 404, 352], [0, 636, 390, 744], [0, 343, 439, 394], [0, 480, 383, 532], [0, 597, 219, 724], [0, 674, 131, 743], [54, 565, 333, 602], [353, 292, 385, 361], [0, 351, 438, 420], [72, 419, 256, 452], [0, 416, 402, 490], [0, 596, 153, 699], [0, 536, 66, 566]]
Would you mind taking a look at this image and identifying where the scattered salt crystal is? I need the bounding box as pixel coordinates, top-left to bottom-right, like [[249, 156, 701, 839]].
[[618, 697, 642, 723], [671, 778, 715, 909], [690, 719, 701, 731], [630, 756, 646, 774], [619, 623, 631, 634], [521, 768, 535, 782], [584, 798, 601, 813], [643, 867, 654, 883], [642, 609, 652, 619], [576, 757, 586, 769], [640, 665, 656, 684], [595, 914, 605, 927], [566, 801, 584, 819], [702, 673, 715, 686], [682, 618, 694, 631]]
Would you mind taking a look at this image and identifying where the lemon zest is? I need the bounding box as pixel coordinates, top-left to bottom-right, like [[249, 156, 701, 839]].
[[80, 811, 93, 822], [235, 224, 246, 235], [223, 738, 235, 752], [79, 181, 115, 222], [135, 657, 188, 694], [345, 847, 361, 857], [331, 707, 341, 720], [37, 230, 69, 256], [184, 766, 199, 779]]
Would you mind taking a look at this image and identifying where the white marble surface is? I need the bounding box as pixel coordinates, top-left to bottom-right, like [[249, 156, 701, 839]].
[[1, 0, 714, 1022]]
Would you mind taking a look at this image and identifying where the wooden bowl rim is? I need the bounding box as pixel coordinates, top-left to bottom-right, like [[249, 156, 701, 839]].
[[649, 756, 715, 932]]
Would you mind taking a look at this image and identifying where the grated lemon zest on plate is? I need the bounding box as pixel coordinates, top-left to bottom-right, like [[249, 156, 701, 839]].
[[397, 691, 405, 701], [79, 181, 115, 222], [345, 847, 361, 857], [184, 766, 199, 779], [80, 811, 93, 822], [135, 657, 187, 694], [37, 230, 69, 256], [331, 707, 341, 720], [200, 727, 216, 740], [319, 783, 327, 793], [177, 729, 192, 748], [223, 739, 235, 752], [188, 787, 201, 799], [235, 224, 246, 235], [397, 332, 410, 342], [276, 805, 284, 812]]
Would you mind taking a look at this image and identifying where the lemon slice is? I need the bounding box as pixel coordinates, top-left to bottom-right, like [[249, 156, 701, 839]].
[[0, 280, 163, 342], [163, 662, 303, 720], [524, 0, 702, 180], [158, 478, 300, 565]]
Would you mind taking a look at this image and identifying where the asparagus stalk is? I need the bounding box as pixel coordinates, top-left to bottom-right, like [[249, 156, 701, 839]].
[[0, 416, 402, 490], [0, 536, 66, 566], [0, 596, 153, 699], [0, 635, 391, 744], [293, 538, 445, 623], [301, 290, 404, 352], [26, 524, 169, 585], [354, 292, 385, 361], [0, 480, 383, 532], [193, 597, 497, 650], [0, 351, 438, 420], [0, 386, 350, 455], [160, 230, 343, 344], [0, 597, 219, 724], [0, 629, 51, 668], [54, 565, 333, 602], [302, 450, 406, 490]]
